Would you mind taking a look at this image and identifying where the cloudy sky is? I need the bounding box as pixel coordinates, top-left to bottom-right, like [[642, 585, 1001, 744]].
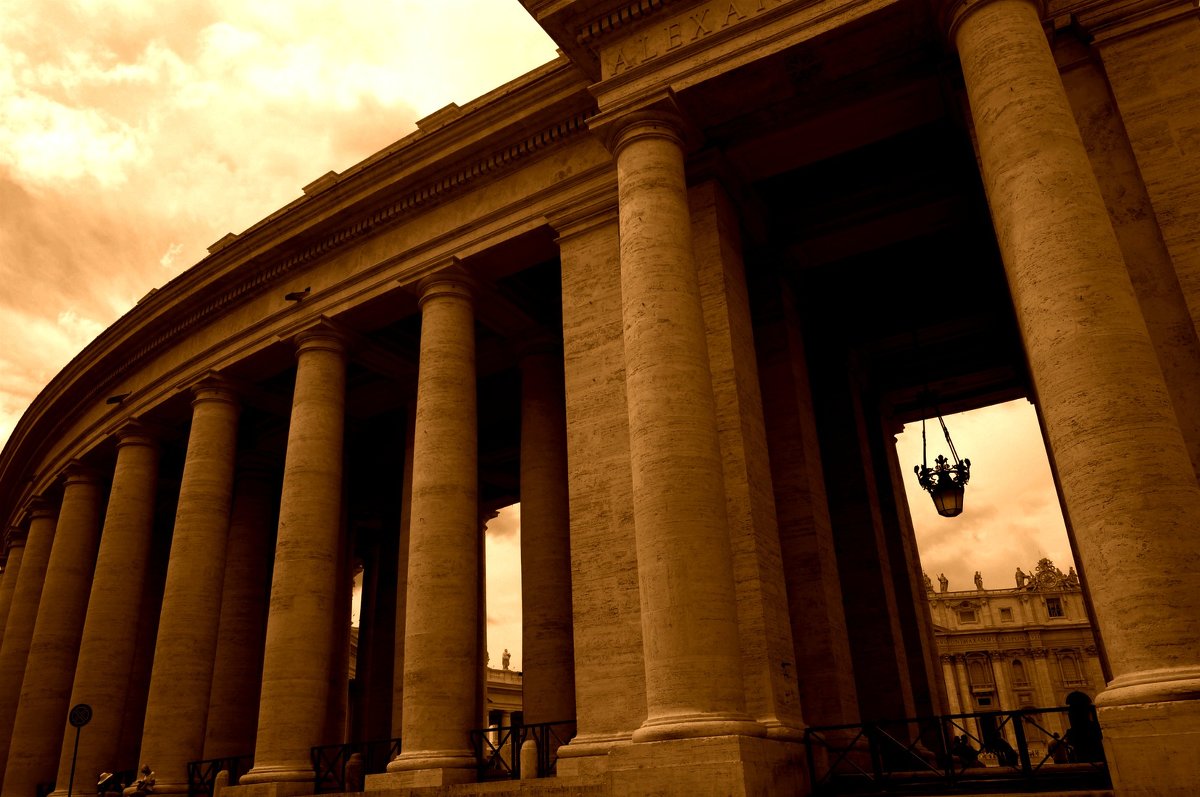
[[895, 399, 1076, 596], [1, 0, 1073, 671]]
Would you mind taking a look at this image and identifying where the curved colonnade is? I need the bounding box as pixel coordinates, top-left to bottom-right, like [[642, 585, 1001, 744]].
[[1, 0, 1199, 794]]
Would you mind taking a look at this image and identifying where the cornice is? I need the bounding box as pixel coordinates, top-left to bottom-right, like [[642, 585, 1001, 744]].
[[576, 0, 685, 44], [1063, 0, 1195, 43]]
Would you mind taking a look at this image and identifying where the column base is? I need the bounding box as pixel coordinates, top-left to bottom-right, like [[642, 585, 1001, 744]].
[[237, 763, 317, 788], [607, 734, 805, 796], [217, 782, 314, 797], [555, 732, 633, 777], [378, 750, 476, 786], [1097, 695, 1200, 796], [631, 711, 765, 742]]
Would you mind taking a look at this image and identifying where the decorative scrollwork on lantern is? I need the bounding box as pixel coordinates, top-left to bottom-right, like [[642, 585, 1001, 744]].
[[913, 411, 971, 517]]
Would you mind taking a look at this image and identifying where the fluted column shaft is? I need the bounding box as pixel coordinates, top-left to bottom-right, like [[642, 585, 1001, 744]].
[[519, 346, 575, 725], [0, 532, 26, 653], [0, 501, 57, 778], [611, 114, 759, 741], [203, 457, 275, 759], [950, 0, 1200, 701], [242, 329, 346, 785], [3, 466, 104, 796], [135, 381, 240, 793], [389, 273, 478, 783], [50, 425, 159, 797]]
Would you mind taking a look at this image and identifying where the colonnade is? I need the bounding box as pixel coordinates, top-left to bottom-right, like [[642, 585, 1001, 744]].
[[0, 0, 1196, 792]]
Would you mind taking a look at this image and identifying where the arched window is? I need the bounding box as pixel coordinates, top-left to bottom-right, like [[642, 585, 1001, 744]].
[[968, 658, 991, 687], [1011, 659, 1028, 685]]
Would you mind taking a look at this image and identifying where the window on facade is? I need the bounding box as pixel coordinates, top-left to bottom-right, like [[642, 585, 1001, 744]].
[[968, 658, 991, 687], [1012, 659, 1028, 685], [1017, 691, 1034, 706], [1000, 607, 1014, 622], [958, 609, 978, 624], [1046, 597, 1064, 618], [1059, 652, 1083, 684]]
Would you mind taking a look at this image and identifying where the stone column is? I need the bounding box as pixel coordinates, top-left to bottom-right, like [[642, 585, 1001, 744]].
[[241, 326, 347, 787], [204, 456, 275, 760], [552, 204, 646, 770], [945, 0, 1200, 785], [609, 111, 759, 742], [0, 530, 26, 652], [3, 465, 104, 795], [49, 424, 160, 797], [940, 657, 962, 715], [519, 343, 575, 727], [390, 403, 416, 741], [134, 379, 239, 793], [0, 500, 57, 776], [387, 271, 478, 786]]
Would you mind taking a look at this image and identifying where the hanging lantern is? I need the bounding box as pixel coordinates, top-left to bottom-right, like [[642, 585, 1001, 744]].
[[914, 414, 971, 518]]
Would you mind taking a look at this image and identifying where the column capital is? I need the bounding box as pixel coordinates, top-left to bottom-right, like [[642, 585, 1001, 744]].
[[3, 526, 27, 554], [275, 316, 350, 358], [936, 0, 1046, 43], [23, 496, 56, 522], [189, 374, 241, 410], [587, 92, 698, 158], [113, 418, 163, 449], [61, 460, 103, 487], [417, 265, 474, 309]]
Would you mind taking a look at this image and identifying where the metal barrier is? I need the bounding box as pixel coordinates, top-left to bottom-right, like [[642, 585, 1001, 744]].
[[310, 737, 401, 793], [187, 756, 252, 797], [804, 706, 1110, 794], [470, 720, 577, 781]]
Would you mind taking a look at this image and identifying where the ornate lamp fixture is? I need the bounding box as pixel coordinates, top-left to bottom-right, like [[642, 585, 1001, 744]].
[[914, 411, 971, 517]]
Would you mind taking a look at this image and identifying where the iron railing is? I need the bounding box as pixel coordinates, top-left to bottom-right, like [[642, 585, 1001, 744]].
[[470, 720, 577, 781], [310, 737, 401, 793], [804, 706, 1110, 794], [187, 755, 252, 797]]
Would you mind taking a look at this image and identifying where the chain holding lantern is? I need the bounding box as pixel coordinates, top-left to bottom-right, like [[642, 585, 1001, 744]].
[[914, 411, 971, 517]]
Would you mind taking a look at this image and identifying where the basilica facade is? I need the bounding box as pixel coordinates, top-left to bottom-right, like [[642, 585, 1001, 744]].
[[929, 560, 1106, 759], [0, 0, 1198, 794]]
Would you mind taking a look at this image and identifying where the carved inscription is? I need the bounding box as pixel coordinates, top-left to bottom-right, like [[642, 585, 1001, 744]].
[[604, 0, 791, 77]]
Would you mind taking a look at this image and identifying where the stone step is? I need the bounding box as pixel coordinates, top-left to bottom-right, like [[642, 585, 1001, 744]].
[[355, 776, 606, 797]]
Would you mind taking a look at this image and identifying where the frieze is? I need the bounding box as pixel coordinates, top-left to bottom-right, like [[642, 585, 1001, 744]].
[[603, 0, 794, 78]]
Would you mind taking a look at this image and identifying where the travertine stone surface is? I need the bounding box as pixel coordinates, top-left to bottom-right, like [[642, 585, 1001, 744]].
[[553, 208, 647, 769], [519, 345, 575, 726], [50, 424, 160, 797], [0, 531, 25, 652], [753, 282, 859, 727], [1057, 36, 1200, 482], [953, 0, 1200, 690], [205, 455, 275, 759], [242, 328, 347, 786], [135, 380, 240, 794], [388, 272, 478, 784], [0, 500, 57, 779], [391, 403, 416, 740], [3, 465, 103, 797], [951, 0, 1200, 788], [612, 113, 760, 742], [689, 180, 804, 739], [1098, 18, 1200, 341]]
